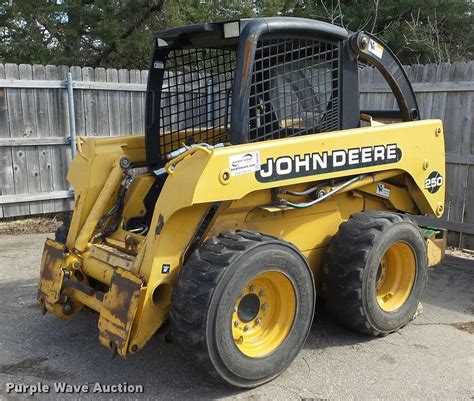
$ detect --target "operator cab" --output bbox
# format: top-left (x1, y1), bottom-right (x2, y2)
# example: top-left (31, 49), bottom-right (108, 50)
top-left (145, 18), bottom-right (419, 171)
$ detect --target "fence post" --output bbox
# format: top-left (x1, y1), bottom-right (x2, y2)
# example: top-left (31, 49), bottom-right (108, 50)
top-left (66, 72), bottom-right (77, 158)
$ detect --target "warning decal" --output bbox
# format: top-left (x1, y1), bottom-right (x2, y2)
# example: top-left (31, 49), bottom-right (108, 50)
top-left (376, 182), bottom-right (391, 198)
top-left (368, 39), bottom-right (384, 58)
top-left (229, 151), bottom-right (261, 176)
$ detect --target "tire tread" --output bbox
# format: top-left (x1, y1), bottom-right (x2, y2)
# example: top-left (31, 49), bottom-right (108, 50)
top-left (322, 211), bottom-right (417, 336)
top-left (170, 230), bottom-right (286, 384)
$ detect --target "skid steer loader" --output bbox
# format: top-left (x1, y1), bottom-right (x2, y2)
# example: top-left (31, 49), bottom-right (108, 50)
top-left (38, 17), bottom-right (446, 388)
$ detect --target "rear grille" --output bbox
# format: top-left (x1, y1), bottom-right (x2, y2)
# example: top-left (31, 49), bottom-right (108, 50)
top-left (159, 48), bottom-right (235, 156)
top-left (248, 36), bottom-right (340, 142)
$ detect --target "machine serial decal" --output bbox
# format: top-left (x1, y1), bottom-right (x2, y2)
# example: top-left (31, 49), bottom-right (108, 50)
top-left (424, 171), bottom-right (443, 193)
top-left (255, 144), bottom-right (401, 182)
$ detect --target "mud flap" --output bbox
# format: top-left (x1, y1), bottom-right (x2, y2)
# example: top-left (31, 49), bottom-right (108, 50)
top-left (98, 267), bottom-right (144, 357)
top-left (37, 239), bottom-right (66, 313)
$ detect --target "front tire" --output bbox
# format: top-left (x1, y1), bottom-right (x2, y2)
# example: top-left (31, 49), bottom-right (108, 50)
top-left (322, 211), bottom-right (427, 336)
top-left (170, 230), bottom-right (315, 388)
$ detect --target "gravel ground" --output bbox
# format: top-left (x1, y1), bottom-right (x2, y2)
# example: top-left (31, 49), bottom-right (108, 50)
top-left (0, 233), bottom-right (473, 400)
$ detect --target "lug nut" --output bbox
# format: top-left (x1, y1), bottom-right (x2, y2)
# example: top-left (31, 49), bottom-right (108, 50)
top-left (243, 325), bottom-right (250, 332)
top-left (249, 285), bottom-right (256, 292)
top-left (258, 290), bottom-right (264, 297)
top-left (261, 303), bottom-right (267, 311)
top-left (234, 320), bottom-right (240, 327)
top-left (237, 336), bottom-right (243, 344)
top-left (255, 318), bottom-right (262, 325)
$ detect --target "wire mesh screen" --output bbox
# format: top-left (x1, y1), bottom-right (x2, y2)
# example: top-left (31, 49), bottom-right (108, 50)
top-left (248, 36), bottom-right (340, 142)
top-left (160, 48), bottom-right (235, 156)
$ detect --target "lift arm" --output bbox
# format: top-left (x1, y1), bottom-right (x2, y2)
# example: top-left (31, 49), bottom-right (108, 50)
top-left (350, 31), bottom-right (420, 122)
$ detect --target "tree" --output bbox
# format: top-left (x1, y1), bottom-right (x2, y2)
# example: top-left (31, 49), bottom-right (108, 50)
top-left (0, 0), bottom-right (472, 68)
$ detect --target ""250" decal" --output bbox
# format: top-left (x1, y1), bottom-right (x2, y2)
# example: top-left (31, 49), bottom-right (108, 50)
top-left (424, 171), bottom-right (443, 193)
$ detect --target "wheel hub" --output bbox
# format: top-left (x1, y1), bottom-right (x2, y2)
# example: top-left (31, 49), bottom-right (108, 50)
top-left (237, 293), bottom-right (260, 322)
top-left (231, 271), bottom-right (296, 358)
top-left (376, 242), bottom-right (416, 312)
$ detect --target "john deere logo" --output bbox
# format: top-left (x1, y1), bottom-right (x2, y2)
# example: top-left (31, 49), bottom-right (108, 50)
top-left (255, 144), bottom-right (402, 182)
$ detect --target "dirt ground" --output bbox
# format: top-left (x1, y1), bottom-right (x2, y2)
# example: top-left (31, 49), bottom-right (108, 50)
top-left (0, 232), bottom-right (473, 400)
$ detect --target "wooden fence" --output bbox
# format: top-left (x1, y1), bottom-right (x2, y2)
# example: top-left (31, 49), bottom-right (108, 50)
top-left (0, 61), bottom-right (473, 249)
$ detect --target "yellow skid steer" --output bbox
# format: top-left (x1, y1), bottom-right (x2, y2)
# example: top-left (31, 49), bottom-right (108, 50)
top-left (38, 17), bottom-right (446, 388)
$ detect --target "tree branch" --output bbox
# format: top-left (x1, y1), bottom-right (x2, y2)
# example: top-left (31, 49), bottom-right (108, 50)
top-left (94, 0), bottom-right (165, 66)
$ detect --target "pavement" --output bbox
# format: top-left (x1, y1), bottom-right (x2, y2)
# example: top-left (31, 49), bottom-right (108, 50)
top-left (0, 233), bottom-right (473, 400)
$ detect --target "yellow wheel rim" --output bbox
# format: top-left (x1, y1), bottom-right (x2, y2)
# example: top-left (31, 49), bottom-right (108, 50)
top-left (231, 271), bottom-right (296, 358)
top-left (376, 242), bottom-right (416, 312)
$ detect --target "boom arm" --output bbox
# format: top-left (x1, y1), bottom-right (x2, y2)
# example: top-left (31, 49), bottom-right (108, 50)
top-left (350, 31), bottom-right (420, 121)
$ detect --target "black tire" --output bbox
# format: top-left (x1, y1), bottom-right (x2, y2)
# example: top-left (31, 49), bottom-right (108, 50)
top-left (321, 211), bottom-right (428, 336)
top-left (170, 230), bottom-right (315, 388)
top-left (54, 212), bottom-right (72, 244)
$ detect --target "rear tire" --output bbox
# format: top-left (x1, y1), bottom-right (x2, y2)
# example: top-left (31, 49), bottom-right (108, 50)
top-left (321, 211), bottom-right (427, 336)
top-left (170, 230), bottom-right (315, 388)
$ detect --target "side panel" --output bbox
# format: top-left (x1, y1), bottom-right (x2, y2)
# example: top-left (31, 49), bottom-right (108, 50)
top-left (191, 120), bottom-right (445, 216)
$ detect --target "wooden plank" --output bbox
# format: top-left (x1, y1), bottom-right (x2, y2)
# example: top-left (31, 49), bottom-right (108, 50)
top-left (1, 73), bottom-right (472, 93)
top-left (0, 79), bottom-right (64, 89)
top-left (462, 165), bottom-right (474, 249)
top-left (0, 137), bottom-right (69, 146)
top-left (0, 190), bottom-right (73, 204)
top-left (4, 63), bottom-right (28, 216)
top-left (445, 63), bottom-right (467, 155)
top-left (359, 81), bottom-right (474, 93)
top-left (95, 68), bottom-right (110, 136)
top-left (33, 64), bottom-right (55, 213)
top-left (459, 62), bottom-right (473, 156)
top-left (106, 69), bottom-right (120, 136)
top-left (118, 69), bottom-right (132, 136)
top-left (130, 69), bottom-right (143, 135)
top-left (420, 63), bottom-right (437, 120)
top-left (443, 62), bottom-right (468, 249)
top-left (0, 78), bottom-right (209, 93)
top-left (70, 66), bottom-right (85, 137)
top-left (0, 79), bottom-right (145, 91)
top-left (82, 67), bottom-right (98, 135)
top-left (431, 63), bottom-right (451, 121)
top-left (458, 62), bottom-right (474, 249)
top-left (445, 153), bottom-right (474, 165)
top-left (19, 64), bottom-right (42, 214)
top-left (358, 67), bottom-right (370, 110)
top-left (0, 64), bottom-right (14, 218)
top-left (45, 65), bottom-right (70, 213)
top-left (73, 81), bottom-right (145, 91)
top-left (140, 70), bottom-right (148, 135)
top-left (429, 64), bottom-right (452, 242)
top-left (444, 164), bottom-right (469, 245)
top-left (372, 67), bottom-right (385, 117)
